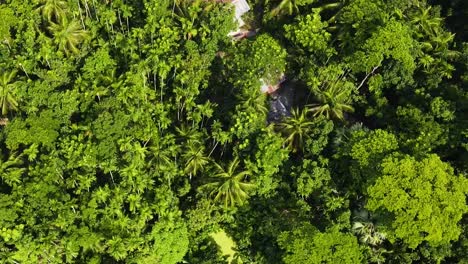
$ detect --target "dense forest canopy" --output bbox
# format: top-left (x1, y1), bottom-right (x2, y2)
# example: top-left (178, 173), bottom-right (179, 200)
top-left (0, 0), bottom-right (468, 263)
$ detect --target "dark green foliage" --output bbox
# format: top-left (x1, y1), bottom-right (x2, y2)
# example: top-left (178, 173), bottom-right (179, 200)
top-left (0, 0), bottom-right (468, 263)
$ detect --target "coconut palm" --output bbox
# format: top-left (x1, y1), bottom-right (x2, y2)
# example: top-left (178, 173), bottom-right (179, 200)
top-left (183, 143), bottom-right (210, 179)
top-left (48, 18), bottom-right (88, 56)
top-left (202, 157), bottom-right (255, 208)
top-left (36, 0), bottom-right (68, 23)
top-left (307, 82), bottom-right (354, 120)
top-left (269, 0), bottom-right (340, 18)
top-left (176, 124), bottom-right (204, 143)
top-left (278, 108), bottom-right (314, 152)
top-left (241, 94), bottom-right (268, 116)
top-left (149, 134), bottom-right (178, 172)
top-left (0, 152), bottom-right (24, 186)
top-left (269, 0), bottom-right (300, 17)
top-left (352, 221), bottom-right (386, 246)
top-left (0, 70), bottom-right (19, 116)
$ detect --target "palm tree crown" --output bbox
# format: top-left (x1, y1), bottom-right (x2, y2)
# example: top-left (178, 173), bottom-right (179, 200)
top-left (270, 0), bottom-right (300, 17)
top-left (352, 221), bottom-right (386, 246)
top-left (48, 18), bottom-right (88, 56)
top-left (278, 108), bottom-right (314, 152)
top-left (202, 157), bottom-right (255, 208)
top-left (36, 0), bottom-right (68, 23)
top-left (307, 82), bottom-right (354, 120)
top-left (0, 70), bottom-right (19, 116)
top-left (183, 143), bottom-right (210, 179)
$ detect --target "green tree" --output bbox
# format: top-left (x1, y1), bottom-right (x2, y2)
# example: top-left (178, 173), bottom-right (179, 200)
top-left (278, 108), bottom-right (314, 152)
top-left (308, 83), bottom-right (355, 120)
top-left (269, 0), bottom-right (302, 17)
top-left (0, 70), bottom-right (19, 116)
top-left (278, 222), bottom-right (364, 264)
top-left (349, 19), bottom-right (416, 74)
top-left (183, 143), bottom-right (210, 179)
top-left (201, 157), bottom-right (255, 208)
top-left (36, 0), bottom-right (68, 23)
top-left (352, 221), bottom-right (386, 246)
top-left (245, 128), bottom-right (289, 196)
top-left (284, 9), bottom-right (334, 59)
top-left (394, 105), bottom-right (448, 155)
top-left (224, 34), bottom-right (287, 94)
top-left (332, 128), bottom-right (399, 193)
top-left (48, 18), bottom-right (88, 56)
top-left (304, 64), bottom-right (355, 121)
top-left (367, 154), bottom-right (468, 249)
top-left (0, 6), bottom-right (15, 47)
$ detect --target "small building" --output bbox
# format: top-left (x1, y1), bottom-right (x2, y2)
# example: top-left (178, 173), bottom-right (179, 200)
top-left (226, 0), bottom-right (253, 39)
top-left (232, 0), bottom-right (250, 27)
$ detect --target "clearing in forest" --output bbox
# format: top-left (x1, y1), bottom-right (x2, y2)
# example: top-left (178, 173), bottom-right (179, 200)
top-left (210, 229), bottom-right (238, 263)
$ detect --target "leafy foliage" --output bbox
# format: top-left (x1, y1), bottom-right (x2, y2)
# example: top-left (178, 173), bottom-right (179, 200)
top-left (201, 157), bottom-right (255, 208)
top-left (0, 70), bottom-right (19, 116)
top-left (278, 223), bottom-right (364, 264)
top-left (367, 154), bottom-right (468, 248)
top-left (0, 0), bottom-right (468, 263)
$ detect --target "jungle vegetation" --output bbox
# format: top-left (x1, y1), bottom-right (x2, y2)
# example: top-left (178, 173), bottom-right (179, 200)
top-left (0, 0), bottom-right (468, 263)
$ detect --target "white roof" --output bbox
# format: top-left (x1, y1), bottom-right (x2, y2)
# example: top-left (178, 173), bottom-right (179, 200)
top-left (227, 0), bottom-right (251, 36)
top-left (232, 0), bottom-right (250, 20)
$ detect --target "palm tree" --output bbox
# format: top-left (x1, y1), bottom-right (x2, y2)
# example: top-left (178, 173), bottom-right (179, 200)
top-left (0, 152), bottom-right (24, 185)
top-left (176, 124), bottom-right (203, 143)
top-left (269, 0), bottom-right (300, 17)
top-left (150, 136), bottom-right (177, 163)
top-left (48, 18), bottom-right (88, 56)
top-left (241, 95), bottom-right (268, 116)
top-left (278, 108), bottom-right (314, 152)
top-left (202, 157), bottom-right (255, 208)
top-left (409, 5), bottom-right (443, 38)
top-left (269, 0), bottom-right (341, 18)
top-left (352, 221), bottom-right (386, 246)
top-left (36, 0), bottom-right (68, 23)
top-left (0, 70), bottom-right (19, 116)
top-left (307, 82), bottom-right (354, 120)
top-left (183, 143), bottom-right (210, 179)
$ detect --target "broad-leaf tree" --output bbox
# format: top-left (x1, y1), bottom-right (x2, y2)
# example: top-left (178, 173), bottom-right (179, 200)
top-left (278, 222), bottom-right (364, 264)
top-left (367, 154), bottom-right (468, 249)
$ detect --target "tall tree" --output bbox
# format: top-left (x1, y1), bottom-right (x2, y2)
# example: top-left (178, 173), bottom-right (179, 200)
top-left (183, 143), bottom-right (210, 179)
top-left (201, 157), bottom-right (255, 208)
top-left (48, 18), bottom-right (88, 56)
top-left (308, 83), bottom-right (355, 120)
top-left (36, 0), bottom-right (68, 23)
top-left (367, 154), bottom-right (468, 249)
top-left (0, 70), bottom-right (19, 116)
top-left (278, 223), bottom-right (364, 264)
top-left (278, 108), bottom-right (314, 152)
